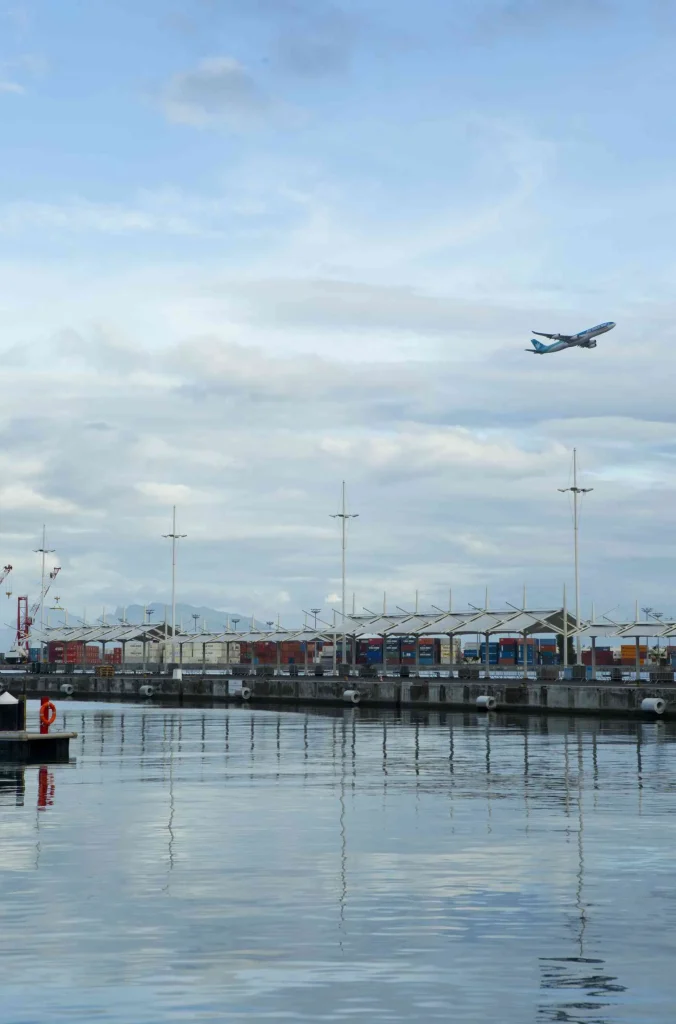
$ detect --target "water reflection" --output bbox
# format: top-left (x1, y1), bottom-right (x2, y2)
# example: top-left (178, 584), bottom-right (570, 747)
top-left (539, 957), bottom-right (627, 1023)
top-left (36, 766), bottom-right (55, 810)
top-left (1, 704), bottom-right (675, 1022)
top-left (0, 768), bottom-right (24, 807)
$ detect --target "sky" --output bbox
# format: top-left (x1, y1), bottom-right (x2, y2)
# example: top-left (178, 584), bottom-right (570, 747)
top-left (2, 0), bottom-right (676, 629)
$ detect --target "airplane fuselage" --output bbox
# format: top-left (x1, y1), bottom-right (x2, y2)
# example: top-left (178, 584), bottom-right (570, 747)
top-left (528, 321), bottom-right (615, 354)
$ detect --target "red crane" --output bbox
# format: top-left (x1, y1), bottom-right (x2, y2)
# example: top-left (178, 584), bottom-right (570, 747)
top-left (15, 567), bottom-right (61, 656)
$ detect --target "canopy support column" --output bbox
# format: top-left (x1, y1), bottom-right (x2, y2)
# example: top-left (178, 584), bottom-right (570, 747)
top-left (591, 635), bottom-right (596, 680)
top-left (563, 585), bottom-right (568, 669)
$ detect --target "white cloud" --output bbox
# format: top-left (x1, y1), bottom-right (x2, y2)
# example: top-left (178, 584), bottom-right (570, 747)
top-left (0, 484), bottom-right (80, 514)
top-left (135, 482), bottom-right (195, 505)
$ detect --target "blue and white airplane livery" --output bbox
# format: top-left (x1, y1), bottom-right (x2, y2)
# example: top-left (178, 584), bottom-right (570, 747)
top-left (526, 321), bottom-right (616, 355)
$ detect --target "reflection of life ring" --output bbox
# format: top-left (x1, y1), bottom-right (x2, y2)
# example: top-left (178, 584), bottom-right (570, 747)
top-left (40, 701), bottom-right (57, 727)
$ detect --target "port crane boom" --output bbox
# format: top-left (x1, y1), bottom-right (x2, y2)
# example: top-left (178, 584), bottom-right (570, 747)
top-left (14, 566), bottom-right (61, 657)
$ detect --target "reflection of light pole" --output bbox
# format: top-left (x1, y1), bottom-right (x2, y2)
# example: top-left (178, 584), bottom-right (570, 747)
top-left (331, 483), bottom-right (358, 664)
top-left (559, 449), bottom-right (592, 664)
top-left (162, 506), bottom-right (187, 664)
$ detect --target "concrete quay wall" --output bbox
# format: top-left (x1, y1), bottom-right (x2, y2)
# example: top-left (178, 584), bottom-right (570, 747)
top-left (9, 673), bottom-right (676, 718)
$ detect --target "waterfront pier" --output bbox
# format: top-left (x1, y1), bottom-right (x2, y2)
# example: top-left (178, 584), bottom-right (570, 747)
top-left (4, 670), bottom-right (676, 720)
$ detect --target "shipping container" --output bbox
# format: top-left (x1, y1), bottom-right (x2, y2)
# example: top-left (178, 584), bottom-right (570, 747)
top-left (478, 642), bottom-right (499, 665)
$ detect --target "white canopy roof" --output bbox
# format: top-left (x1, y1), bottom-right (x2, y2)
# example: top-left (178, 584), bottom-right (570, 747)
top-left (30, 609), bottom-right (676, 646)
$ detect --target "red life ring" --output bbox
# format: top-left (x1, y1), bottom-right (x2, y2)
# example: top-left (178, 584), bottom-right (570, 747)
top-left (40, 701), bottom-right (57, 727)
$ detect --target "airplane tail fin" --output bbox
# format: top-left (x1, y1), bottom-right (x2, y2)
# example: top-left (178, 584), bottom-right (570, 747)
top-left (530, 338), bottom-right (546, 353)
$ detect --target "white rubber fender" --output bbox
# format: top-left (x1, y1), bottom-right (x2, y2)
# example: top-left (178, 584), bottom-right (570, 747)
top-left (139, 684), bottom-right (155, 698)
top-left (230, 682), bottom-right (252, 700)
top-left (60, 683), bottom-right (74, 696)
top-left (641, 697), bottom-right (666, 715)
top-left (343, 689), bottom-right (361, 704)
top-left (476, 695), bottom-right (497, 710)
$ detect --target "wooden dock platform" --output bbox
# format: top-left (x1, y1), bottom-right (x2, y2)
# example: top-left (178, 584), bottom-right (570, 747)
top-left (0, 731), bottom-right (77, 762)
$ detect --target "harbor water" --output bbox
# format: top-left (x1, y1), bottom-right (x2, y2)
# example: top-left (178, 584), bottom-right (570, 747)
top-left (1, 702), bottom-right (675, 1022)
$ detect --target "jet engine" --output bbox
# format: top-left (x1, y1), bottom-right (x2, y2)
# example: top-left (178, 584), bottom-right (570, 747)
top-left (583, 340), bottom-right (597, 349)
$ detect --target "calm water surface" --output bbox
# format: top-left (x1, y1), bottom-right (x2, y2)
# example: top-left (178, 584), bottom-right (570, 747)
top-left (1, 701), bottom-right (676, 1022)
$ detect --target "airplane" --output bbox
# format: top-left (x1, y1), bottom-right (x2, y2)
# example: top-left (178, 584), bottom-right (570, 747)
top-left (526, 321), bottom-right (616, 354)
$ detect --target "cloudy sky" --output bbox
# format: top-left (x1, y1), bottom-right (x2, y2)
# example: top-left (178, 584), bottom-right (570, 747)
top-left (1, 0), bottom-right (676, 627)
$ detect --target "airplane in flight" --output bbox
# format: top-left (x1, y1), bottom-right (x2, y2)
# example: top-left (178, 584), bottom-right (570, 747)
top-left (526, 321), bottom-right (616, 354)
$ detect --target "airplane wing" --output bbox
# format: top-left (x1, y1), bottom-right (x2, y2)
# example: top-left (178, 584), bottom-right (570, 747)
top-left (532, 331), bottom-right (567, 340)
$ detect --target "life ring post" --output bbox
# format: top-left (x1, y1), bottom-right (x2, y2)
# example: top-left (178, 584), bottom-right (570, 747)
top-left (39, 698), bottom-right (57, 734)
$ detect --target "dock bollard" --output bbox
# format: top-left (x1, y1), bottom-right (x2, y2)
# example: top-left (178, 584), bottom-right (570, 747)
top-left (342, 689), bottom-right (361, 705)
top-left (641, 697), bottom-right (666, 715)
top-left (476, 695), bottom-right (497, 710)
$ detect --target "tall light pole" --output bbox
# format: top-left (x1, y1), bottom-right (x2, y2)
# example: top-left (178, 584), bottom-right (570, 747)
top-left (310, 607), bottom-right (321, 631)
top-left (35, 524), bottom-right (54, 663)
top-left (331, 482), bottom-right (358, 665)
top-left (162, 506), bottom-right (186, 664)
top-left (559, 449), bottom-right (592, 664)
top-left (653, 611), bottom-right (665, 661)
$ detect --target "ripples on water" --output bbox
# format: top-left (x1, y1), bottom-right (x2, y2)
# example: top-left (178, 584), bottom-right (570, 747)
top-left (1, 702), bottom-right (675, 1022)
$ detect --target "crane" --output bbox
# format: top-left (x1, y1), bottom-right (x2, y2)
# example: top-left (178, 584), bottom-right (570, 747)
top-left (29, 565), bottom-right (61, 621)
top-left (8, 567), bottom-right (61, 662)
top-left (0, 564), bottom-right (12, 588)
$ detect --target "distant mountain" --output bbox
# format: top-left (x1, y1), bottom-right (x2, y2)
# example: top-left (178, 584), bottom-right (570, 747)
top-left (113, 604), bottom-right (255, 633)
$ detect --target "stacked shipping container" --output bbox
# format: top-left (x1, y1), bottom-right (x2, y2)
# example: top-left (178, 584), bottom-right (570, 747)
top-left (47, 641), bottom-right (122, 665)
